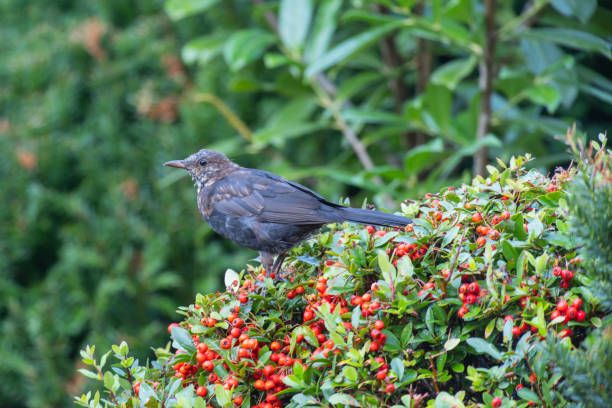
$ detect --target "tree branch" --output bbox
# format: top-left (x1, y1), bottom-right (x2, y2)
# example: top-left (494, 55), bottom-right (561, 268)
top-left (473, 0), bottom-right (496, 176)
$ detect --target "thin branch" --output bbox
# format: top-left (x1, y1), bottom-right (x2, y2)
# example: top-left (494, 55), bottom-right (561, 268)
top-left (499, 0), bottom-right (550, 38)
top-left (473, 0), bottom-right (496, 176)
top-left (192, 93), bottom-right (253, 141)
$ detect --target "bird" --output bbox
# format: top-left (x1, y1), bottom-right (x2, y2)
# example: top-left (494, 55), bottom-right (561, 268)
top-left (164, 149), bottom-right (412, 276)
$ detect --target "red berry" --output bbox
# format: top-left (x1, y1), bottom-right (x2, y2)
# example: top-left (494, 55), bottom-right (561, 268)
top-left (491, 215), bottom-right (502, 225)
top-left (376, 369), bottom-right (387, 380)
top-left (196, 385), bottom-right (208, 397)
top-left (385, 383), bottom-right (395, 394)
top-left (552, 266), bottom-right (562, 277)
top-left (238, 294), bottom-right (248, 303)
top-left (263, 365), bottom-right (275, 378)
top-left (492, 396), bottom-right (502, 407)
top-left (458, 305), bottom-right (469, 318)
top-left (468, 282), bottom-right (480, 294)
top-left (501, 210), bottom-right (510, 220)
top-left (465, 294), bottom-right (476, 304)
top-left (572, 298), bottom-right (582, 309)
top-left (576, 310), bottom-right (586, 322)
top-left (472, 213), bottom-right (483, 223)
top-left (550, 310), bottom-right (561, 321)
top-left (512, 327), bottom-right (522, 337)
top-left (254, 379), bottom-right (265, 391)
top-left (295, 286), bottom-right (304, 294)
top-left (476, 237), bottom-right (486, 247)
top-left (561, 269), bottom-right (573, 281)
top-left (504, 315), bottom-right (513, 323)
top-left (202, 360), bottom-right (214, 372)
top-left (374, 320), bottom-right (385, 330)
top-left (167, 322), bottom-right (179, 334)
top-left (567, 307), bottom-right (578, 320)
top-left (516, 383), bottom-right (523, 390)
top-left (556, 300), bottom-right (568, 313)
top-left (233, 396), bottom-right (243, 406)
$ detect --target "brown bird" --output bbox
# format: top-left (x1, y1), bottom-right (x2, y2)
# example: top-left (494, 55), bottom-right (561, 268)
top-left (164, 150), bottom-right (412, 275)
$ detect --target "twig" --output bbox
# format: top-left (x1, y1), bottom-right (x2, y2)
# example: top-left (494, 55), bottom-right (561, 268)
top-left (523, 355), bottom-right (548, 408)
top-left (428, 355), bottom-right (440, 394)
top-left (445, 227), bottom-right (469, 285)
top-left (473, 0), bottom-right (496, 176)
top-left (499, 0), bottom-right (550, 38)
top-left (192, 93), bottom-right (253, 141)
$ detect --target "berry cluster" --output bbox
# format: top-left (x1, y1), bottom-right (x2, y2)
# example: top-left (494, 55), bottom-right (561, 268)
top-left (551, 297), bottom-right (586, 338)
top-left (457, 281), bottom-right (483, 318)
top-left (552, 265), bottom-right (575, 288)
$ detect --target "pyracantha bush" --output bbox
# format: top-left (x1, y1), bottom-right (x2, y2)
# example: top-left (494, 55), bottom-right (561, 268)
top-left (76, 154), bottom-right (606, 408)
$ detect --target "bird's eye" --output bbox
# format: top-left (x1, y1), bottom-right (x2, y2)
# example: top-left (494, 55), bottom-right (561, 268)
top-left (199, 159), bottom-right (208, 166)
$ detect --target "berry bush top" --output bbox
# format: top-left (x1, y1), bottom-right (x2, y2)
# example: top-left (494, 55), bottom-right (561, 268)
top-left (76, 155), bottom-right (605, 408)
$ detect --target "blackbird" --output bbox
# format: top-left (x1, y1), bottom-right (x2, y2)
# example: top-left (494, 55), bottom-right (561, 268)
top-left (164, 149), bottom-right (412, 275)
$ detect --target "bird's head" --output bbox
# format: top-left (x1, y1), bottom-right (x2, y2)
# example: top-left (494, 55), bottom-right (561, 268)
top-left (164, 149), bottom-right (239, 188)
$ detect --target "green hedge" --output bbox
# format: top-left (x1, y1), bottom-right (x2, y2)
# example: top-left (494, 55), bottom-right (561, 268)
top-left (75, 142), bottom-right (611, 408)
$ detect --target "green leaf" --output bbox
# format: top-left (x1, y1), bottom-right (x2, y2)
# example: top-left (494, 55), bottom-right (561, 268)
top-left (434, 391), bottom-right (465, 408)
top-left (304, 0), bottom-right (342, 62)
top-left (551, 0), bottom-right (597, 22)
top-left (171, 326), bottom-right (196, 353)
top-left (305, 20), bottom-right (404, 77)
top-left (214, 384), bottom-right (230, 407)
top-left (164, 0), bottom-right (220, 21)
top-left (524, 28), bottom-right (611, 58)
top-left (396, 255), bottom-right (414, 279)
top-left (466, 338), bottom-right (502, 360)
top-left (484, 318), bottom-right (496, 339)
top-left (342, 366), bottom-right (358, 383)
top-left (328, 393), bottom-right (359, 406)
top-left (518, 387), bottom-right (541, 403)
top-left (503, 317), bottom-right (513, 343)
top-left (279, 0), bottom-right (313, 51)
top-left (182, 33), bottom-right (226, 65)
top-left (444, 337), bottom-right (460, 351)
top-left (514, 214), bottom-right (527, 241)
top-left (526, 85), bottom-right (561, 113)
top-left (391, 357), bottom-right (404, 380)
top-left (404, 138), bottom-right (445, 174)
top-left (78, 369), bottom-right (100, 380)
top-left (430, 57), bottom-right (477, 90)
top-left (442, 226), bottom-right (459, 248)
top-left (377, 250), bottom-right (397, 285)
top-left (223, 29), bottom-right (275, 72)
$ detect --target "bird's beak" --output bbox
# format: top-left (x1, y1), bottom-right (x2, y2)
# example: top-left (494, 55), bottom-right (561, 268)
top-left (164, 160), bottom-right (186, 169)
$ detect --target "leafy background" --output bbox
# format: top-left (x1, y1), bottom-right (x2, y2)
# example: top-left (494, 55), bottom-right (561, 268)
top-left (0, 0), bottom-right (610, 406)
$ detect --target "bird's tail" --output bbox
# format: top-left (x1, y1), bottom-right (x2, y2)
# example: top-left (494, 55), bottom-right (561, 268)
top-left (335, 207), bottom-right (412, 229)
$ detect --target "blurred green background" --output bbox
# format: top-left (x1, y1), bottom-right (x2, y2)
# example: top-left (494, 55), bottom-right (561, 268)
top-left (0, 0), bottom-right (610, 406)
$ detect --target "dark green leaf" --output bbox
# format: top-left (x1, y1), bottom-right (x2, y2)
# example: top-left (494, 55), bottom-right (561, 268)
top-left (524, 28), bottom-right (611, 58)
top-left (466, 337), bottom-right (502, 360)
top-left (305, 20), bottom-right (404, 77)
top-left (165, 0), bottom-right (220, 21)
top-left (223, 29), bottom-right (275, 72)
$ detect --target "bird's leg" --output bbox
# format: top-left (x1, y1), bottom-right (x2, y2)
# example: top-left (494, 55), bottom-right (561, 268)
top-left (271, 252), bottom-right (288, 276)
top-left (259, 251), bottom-right (275, 279)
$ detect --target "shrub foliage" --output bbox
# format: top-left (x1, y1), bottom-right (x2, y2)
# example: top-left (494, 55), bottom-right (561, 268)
top-left (76, 147), bottom-right (609, 408)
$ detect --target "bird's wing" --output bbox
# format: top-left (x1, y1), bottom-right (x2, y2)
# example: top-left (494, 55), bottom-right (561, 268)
top-left (208, 170), bottom-right (337, 225)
